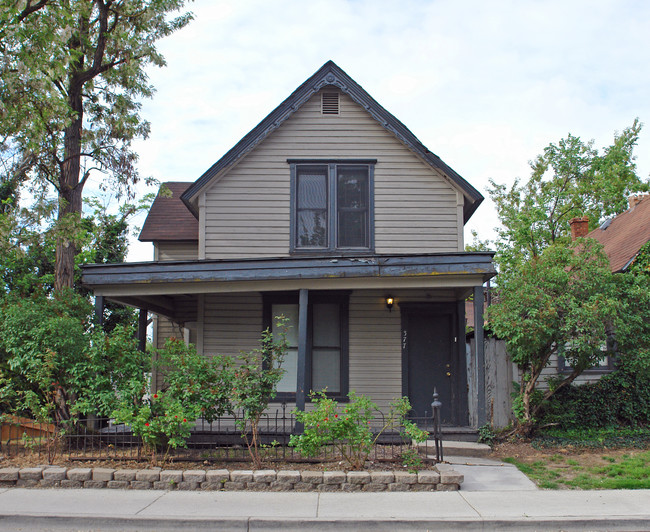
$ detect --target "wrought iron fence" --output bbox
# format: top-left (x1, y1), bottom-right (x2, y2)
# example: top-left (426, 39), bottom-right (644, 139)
top-left (1, 402), bottom-right (443, 464)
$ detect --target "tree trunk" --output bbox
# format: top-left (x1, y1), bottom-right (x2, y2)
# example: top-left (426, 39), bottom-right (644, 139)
top-left (54, 77), bottom-right (84, 292)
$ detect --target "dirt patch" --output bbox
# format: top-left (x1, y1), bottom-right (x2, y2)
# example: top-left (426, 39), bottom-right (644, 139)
top-left (0, 449), bottom-right (433, 473)
top-left (492, 441), bottom-right (645, 465)
top-left (490, 441), bottom-right (650, 489)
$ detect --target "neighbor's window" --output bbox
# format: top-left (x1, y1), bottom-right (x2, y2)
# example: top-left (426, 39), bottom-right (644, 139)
top-left (290, 161), bottom-right (374, 252)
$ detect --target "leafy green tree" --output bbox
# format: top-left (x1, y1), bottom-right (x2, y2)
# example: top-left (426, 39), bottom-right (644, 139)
top-left (0, 0), bottom-right (192, 291)
top-left (488, 239), bottom-right (621, 430)
top-left (0, 190), bottom-right (150, 330)
top-left (488, 120), bottom-right (649, 273)
top-left (484, 123), bottom-right (650, 432)
top-left (0, 290), bottom-right (96, 422)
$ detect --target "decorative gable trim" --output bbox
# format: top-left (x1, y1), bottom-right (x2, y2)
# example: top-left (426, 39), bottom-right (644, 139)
top-left (181, 61), bottom-right (483, 222)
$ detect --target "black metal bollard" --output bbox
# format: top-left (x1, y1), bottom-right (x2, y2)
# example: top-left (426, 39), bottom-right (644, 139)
top-left (431, 388), bottom-right (443, 462)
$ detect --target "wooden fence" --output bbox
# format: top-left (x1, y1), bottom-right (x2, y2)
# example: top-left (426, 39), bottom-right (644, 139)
top-left (467, 337), bottom-right (514, 429)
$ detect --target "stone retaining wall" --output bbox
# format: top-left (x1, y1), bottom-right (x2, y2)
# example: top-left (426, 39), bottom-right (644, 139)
top-left (0, 466), bottom-right (463, 492)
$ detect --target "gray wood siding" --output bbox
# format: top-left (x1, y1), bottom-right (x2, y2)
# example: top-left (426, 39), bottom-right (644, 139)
top-left (202, 90), bottom-right (462, 259)
top-left (155, 242), bottom-right (198, 262)
top-left (348, 290), bottom-right (402, 412)
top-left (202, 293), bottom-right (263, 358)
top-left (531, 352), bottom-right (611, 390)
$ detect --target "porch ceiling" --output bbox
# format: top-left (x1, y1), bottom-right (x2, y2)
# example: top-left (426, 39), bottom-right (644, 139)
top-left (82, 253), bottom-right (496, 310)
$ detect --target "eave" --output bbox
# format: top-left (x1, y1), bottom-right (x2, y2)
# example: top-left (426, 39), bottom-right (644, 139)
top-left (82, 252), bottom-right (495, 299)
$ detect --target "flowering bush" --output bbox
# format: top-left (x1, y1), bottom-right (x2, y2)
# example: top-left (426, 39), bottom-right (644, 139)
top-left (112, 391), bottom-right (194, 453)
top-left (112, 337), bottom-right (234, 463)
top-left (290, 392), bottom-right (428, 470)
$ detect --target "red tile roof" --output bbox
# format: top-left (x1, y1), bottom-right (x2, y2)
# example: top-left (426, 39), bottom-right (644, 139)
top-left (138, 182), bottom-right (198, 242)
top-left (587, 195), bottom-right (650, 272)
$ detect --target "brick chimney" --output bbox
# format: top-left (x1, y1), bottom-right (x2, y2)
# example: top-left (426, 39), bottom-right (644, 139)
top-left (569, 217), bottom-right (589, 240)
top-left (629, 194), bottom-right (648, 209)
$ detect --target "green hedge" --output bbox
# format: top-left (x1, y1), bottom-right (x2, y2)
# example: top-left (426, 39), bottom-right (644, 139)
top-left (540, 369), bottom-right (650, 430)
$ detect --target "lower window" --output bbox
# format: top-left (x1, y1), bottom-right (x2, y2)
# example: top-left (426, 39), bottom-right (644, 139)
top-left (264, 292), bottom-right (349, 400)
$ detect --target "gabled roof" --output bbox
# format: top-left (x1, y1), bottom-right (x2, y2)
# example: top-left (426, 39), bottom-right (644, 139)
top-left (587, 195), bottom-right (650, 272)
top-left (181, 60), bottom-right (483, 222)
top-left (139, 182), bottom-right (198, 242)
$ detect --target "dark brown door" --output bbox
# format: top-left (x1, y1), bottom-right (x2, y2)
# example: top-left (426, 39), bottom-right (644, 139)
top-left (402, 306), bottom-right (456, 424)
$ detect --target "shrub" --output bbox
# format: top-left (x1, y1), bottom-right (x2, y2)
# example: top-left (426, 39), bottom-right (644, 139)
top-left (231, 319), bottom-right (288, 469)
top-left (290, 392), bottom-right (428, 470)
top-left (539, 368), bottom-right (650, 430)
top-left (111, 337), bottom-right (235, 464)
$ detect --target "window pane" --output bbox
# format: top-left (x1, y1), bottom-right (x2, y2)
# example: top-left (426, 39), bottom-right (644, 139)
top-left (272, 304), bottom-right (299, 393)
top-left (272, 304), bottom-right (299, 347)
top-left (298, 169), bottom-right (327, 209)
top-left (277, 347), bottom-right (298, 392)
top-left (313, 304), bottom-right (340, 347)
top-left (312, 348), bottom-right (340, 393)
top-left (338, 168), bottom-right (368, 209)
top-left (297, 210), bottom-right (327, 247)
top-left (338, 211), bottom-right (367, 248)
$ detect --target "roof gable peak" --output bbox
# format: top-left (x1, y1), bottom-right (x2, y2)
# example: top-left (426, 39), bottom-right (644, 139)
top-left (181, 61), bottom-right (483, 222)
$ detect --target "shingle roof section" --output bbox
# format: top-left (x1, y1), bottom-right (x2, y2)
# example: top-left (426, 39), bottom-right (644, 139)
top-left (587, 195), bottom-right (650, 272)
top-left (138, 182), bottom-right (198, 242)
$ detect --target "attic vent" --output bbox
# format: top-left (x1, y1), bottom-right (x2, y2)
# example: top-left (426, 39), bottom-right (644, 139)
top-left (321, 92), bottom-right (339, 115)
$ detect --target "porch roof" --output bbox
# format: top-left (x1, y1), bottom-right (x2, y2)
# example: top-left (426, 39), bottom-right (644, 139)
top-left (82, 253), bottom-right (496, 317)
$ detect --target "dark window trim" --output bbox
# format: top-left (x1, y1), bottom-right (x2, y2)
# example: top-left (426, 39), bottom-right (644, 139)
top-left (263, 291), bottom-right (350, 402)
top-left (289, 161), bottom-right (375, 254)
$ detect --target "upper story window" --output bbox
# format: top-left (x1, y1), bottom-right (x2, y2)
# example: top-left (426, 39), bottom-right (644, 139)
top-left (289, 160), bottom-right (375, 253)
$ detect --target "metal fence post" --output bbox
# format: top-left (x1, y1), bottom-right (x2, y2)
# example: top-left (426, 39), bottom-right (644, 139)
top-left (431, 388), bottom-right (443, 462)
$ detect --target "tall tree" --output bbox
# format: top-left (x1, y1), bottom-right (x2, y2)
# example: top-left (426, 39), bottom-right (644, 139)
top-left (488, 120), bottom-right (649, 273)
top-left (0, 0), bottom-right (192, 291)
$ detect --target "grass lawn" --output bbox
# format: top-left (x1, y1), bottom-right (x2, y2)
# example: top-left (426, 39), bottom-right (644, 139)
top-left (492, 434), bottom-right (650, 490)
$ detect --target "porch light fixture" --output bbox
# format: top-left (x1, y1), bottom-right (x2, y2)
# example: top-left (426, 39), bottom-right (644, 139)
top-left (385, 296), bottom-right (394, 312)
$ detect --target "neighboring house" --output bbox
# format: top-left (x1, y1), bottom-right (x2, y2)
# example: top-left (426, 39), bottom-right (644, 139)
top-left (545, 196), bottom-right (650, 383)
top-left (582, 194), bottom-right (650, 273)
top-left (82, 61), bottom-right (496, 429)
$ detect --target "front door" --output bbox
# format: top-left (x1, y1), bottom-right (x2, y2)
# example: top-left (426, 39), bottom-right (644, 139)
top-left (401, 305), bottom-right (458, 425)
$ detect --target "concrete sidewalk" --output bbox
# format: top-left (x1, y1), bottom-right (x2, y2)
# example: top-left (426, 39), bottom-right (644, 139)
top-left (0, 487), bottom-right (649, 531)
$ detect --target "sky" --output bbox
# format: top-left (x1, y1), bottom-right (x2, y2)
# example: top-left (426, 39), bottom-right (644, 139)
top-left (126, 0), bottom-right (650, 261)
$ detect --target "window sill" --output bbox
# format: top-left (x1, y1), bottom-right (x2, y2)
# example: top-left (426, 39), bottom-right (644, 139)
top-left (272, 394), bottom-right (350, 404)
top-left (289, 249), bottom-right (375, 257)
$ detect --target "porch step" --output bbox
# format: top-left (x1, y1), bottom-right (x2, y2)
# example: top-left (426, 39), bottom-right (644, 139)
top-left (440, 440), bottom-right (492, 458)
top-left (440, 426), bottom-right (479, 442)
top-left (417, 440), bottom-right (492, 458)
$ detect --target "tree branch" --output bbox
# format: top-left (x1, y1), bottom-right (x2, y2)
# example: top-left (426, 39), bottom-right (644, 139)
top-left (17, 0), bottom-right (49, 22)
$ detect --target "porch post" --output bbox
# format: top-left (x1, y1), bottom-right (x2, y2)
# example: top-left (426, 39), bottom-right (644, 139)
top-left (474, 285), bottom-right (487, 426)
top-left (94, 295), bottom-right (105, 327)
top-left (295, 288), bottom-right (309, 432)
top-left (138, 308), bottom-right (148, 352)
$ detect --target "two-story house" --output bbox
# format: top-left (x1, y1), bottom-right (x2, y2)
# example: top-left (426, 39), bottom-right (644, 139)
top-left (82, 61), bottom-right (496, 430)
